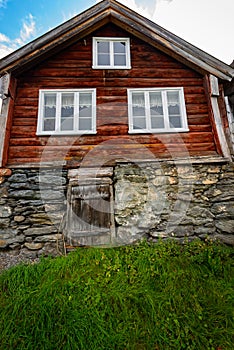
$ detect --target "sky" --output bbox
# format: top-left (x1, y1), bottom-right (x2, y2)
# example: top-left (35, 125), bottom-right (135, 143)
top-left (0, 0), bottom-right (233, 64)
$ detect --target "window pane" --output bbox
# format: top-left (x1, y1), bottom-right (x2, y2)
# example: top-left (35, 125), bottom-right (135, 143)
top-left (61, 118), bottom-right (74, 131)
top-left (80, 93), bottom-right (92, 106)
top-left (98, 54), bottom-right (110, 66)
top-left (79, 93), bottom-right (92, 118)
top-left (44, 119), bottom-right (55, 131)
top-left (169, 116), bottom-right (182, 128)
top-left (114, 54), bottom-right (126, 66)
top-left (97, 41), bottom-right (110, 54)
top-left (151, 116), bottom-right (165, 129)
top-left (133, 106), bottom-right (145, 116)
top-left (167, 91), bottom-right (180, 104)
top-left (79, 118), bottom-right (92, 130)
top-left (132, 117), bottom-right (146, 130)
top-left (44, 93), bottom-right (56, 118)
top-left (149, 92), bottom-right (163, 116)
top-left (132, 93), bottom-right (145, 117)
top-left (80, 106), bottom-right (92, 118)
top-left (114, 42), bottom-right (126, 53)
top-left (132, 92), bottom-right (145, 106)
top-left (168, 105), bottom-right (180, 115)
top-left (61, 93), bottom-right (74, 118)
top-left (167, 91), bottom-right (181, 116)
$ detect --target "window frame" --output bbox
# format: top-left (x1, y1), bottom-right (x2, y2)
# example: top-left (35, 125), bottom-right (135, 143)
top-left (127, 87), bottom-right (189, 134)
top-left (37, 89), bottom-right (96, 136)
top-left (92, 37), bottom-right (131, 69)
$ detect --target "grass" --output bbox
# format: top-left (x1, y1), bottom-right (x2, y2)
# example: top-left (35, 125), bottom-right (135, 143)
top-left (0, 239), bottom-right (233, 350)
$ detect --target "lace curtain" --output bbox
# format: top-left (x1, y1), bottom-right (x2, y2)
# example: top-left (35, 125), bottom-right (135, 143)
top-left (44, 94), bottom-right (56, 107)
top-left (167, 91), bottom-right (180, 106)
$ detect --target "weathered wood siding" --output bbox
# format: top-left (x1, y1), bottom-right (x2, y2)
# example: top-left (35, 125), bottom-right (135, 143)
top-left (8, 24), bottom-right (218, 166)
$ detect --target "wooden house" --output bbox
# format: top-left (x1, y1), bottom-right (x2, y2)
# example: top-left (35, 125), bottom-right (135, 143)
top-left (0, 0), bottom-right (233, 250)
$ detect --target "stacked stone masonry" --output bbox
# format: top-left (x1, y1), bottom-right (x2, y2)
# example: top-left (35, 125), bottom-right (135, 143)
top-left (0, 160), bottom-right (233, 258)
top-left (0, 168), bottom-right (67, 257)
top-left (114, 161), bottom-right (234, 245)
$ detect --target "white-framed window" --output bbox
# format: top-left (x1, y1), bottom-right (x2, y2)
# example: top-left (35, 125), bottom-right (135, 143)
top-left (37, 89), bottom-right (96, 135)
top-left (92, 37), bottom-right (131, 69)
top-left (128, 87), bottom-right (189, 133)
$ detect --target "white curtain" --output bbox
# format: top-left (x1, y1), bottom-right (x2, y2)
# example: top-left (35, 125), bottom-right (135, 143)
top-left (79, 93), bottom-right (92, 108)
top-left (167, 91), bottom-right (179, 106)
top-left (62, 93), bottom-right (74, 108)
top-left (132, 93), bottom-right (145, 107)
top-left (149, 92), bottom-right (162, 107)
top-left (44, 94), bottom-right (56, 107)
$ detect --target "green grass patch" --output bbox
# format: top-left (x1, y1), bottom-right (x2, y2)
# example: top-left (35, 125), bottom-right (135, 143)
top-left (0, 240), bottom-right (233, 350)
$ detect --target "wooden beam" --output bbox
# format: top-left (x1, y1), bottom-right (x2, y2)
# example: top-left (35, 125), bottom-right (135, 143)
top-left (207, 75), bottom-right (232, 159)
top-left (0, 74), bottom-right (17, 167)
top-left (0, 74), bottom-right (10, 167)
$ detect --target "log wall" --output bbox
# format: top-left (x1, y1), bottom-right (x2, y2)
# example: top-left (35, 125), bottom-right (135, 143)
top-left (8, 23), bottom-right (218, 166)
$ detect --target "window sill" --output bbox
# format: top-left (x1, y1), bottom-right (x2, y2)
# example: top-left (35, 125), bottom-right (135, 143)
top-left (92, 65), bottom-right (131, 70)
top-left (128, 128), bottom-right (190, 134)
top-left (36, 131), bottom-right (97, 136)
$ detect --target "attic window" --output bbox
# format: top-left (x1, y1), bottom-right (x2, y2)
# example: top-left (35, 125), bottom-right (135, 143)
top-left (128, 88), bottom-right (189, 133)
top-left (92, 37), bottom-right (131, 69)
top-left (37, 89), bottom-right (96, 135)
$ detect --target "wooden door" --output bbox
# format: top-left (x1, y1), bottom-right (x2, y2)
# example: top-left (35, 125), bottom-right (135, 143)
top-left (66, 181), bottom-right (115, 246)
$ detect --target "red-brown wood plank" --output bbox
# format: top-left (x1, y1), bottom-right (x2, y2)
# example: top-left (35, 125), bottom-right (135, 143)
top-left (7, 23), bottom-right (218, 165)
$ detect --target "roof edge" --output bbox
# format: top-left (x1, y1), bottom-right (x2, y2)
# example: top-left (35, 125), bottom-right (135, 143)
top-left (0, 0), bottom-right (233, 81)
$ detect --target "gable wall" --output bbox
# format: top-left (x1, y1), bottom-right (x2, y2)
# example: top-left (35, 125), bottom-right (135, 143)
top-left (8, 23), bottom-right (217, 166)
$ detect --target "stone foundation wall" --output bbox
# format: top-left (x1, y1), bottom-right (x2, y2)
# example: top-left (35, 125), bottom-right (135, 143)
top-left (0, 159), bottom-right (233, 257)
top-left (114, 161), bottom-right (234, 245)
top-left (0, 168), bottom-right (67, 257)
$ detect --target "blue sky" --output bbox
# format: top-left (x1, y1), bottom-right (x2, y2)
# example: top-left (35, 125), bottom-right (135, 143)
top-left (0, 0), bottom-right (233, 64)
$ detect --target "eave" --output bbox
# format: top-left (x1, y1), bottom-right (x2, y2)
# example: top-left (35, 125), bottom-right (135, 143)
top-left (0, 0), bottom-right (233, 81)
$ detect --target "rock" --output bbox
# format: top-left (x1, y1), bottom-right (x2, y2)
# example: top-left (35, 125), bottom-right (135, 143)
top-left (0, 185), bottom-right (8, 199)
top-left (211, 202), bottom-right (234, 217)
top-left (34, 234), bottom-right (62, 243)
top-left (39, 242), bottom-right (62, 257)
top-left (213, 234), bottom-right (234, 246)
top-left (24, 226), bottom-right (59, 236)
top-left (168, 225), bottom-right (194, 237)
top-left (207, 167), bottom-right (221, 173)
top-left (14, 216), bottom-right (25, 223)
top-left (0, 206), bottom-right (12, 218)
top-left (25, 242), bottom-right (43, 250)
top-left (39, 190), bottom-right (65, 200)
top-left (0, 240), bottom-right (8, 248)
top-left (35, 175), bottom-right (67, 185)
top-left (169, 177), bottom-right (178, 185)
top-left (215, 220), bottom-right (234, 234)
top-left (202, 179), bottom-right (218, 185)
top-left (9, 243), bottom-right (21, 249)
top-left (9, 190), bottom-right (40, 200)
top-left (204, 188), bottom-right (222, 198)
top-left (0, 219), bottom-right (10, 229)
top-left (9, 182), bottom-right (31, 190)
top-left (210, 192), bottom-right (234, 202)
top-left (150, 231), bottom-right (168, 238)
top-left (8, 173), bottom-right (27, 183)
top-left (0, 168), bottom-right (12, 176)
top-left (195, 226), bottom-right (216, 235)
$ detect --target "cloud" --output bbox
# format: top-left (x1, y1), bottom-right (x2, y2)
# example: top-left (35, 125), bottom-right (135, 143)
top-left (0, 33), bottom-right (9, 42)
top-left (0, 13), bottom-right (36, 58)
top-left (15, 14), bottom-right (36, 45)
top-left (95, 0), bottom-right (174, 21)
top-left (0, 0), bottom-right (8, 8)
top-left (95, 0), bottom-right (156, 19)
